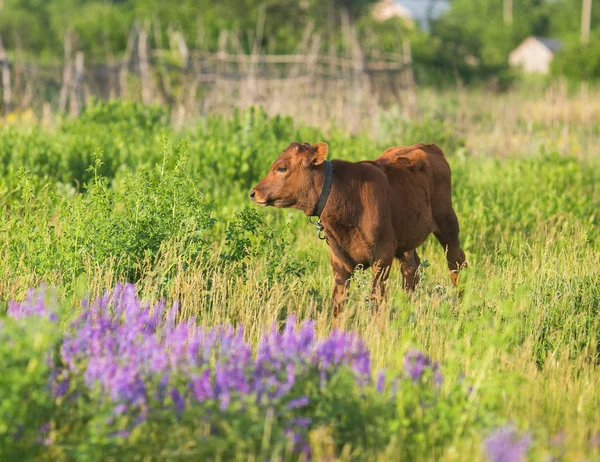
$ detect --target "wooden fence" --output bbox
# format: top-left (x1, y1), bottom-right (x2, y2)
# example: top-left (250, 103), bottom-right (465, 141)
top-left (0, 22), bottom-right (416, 128)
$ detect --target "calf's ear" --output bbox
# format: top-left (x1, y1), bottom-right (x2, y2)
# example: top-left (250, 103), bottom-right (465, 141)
top-left (309, 142), bottom-right (328, 166)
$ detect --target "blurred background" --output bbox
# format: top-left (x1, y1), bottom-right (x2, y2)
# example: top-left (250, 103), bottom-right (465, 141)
top-left (0, 0), bottom-right (597, 133)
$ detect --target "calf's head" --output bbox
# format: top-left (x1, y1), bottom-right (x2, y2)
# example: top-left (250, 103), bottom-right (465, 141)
top-left (250, 142), bottom-right (328, 210)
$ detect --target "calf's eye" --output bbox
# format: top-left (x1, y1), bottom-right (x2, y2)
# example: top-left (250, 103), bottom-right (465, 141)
top-left (277, 167), bottom-right (287, 173)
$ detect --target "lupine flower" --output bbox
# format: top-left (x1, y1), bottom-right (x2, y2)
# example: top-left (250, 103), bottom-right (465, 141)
top-left (404, 350), bottom-right (443, 384)
top-left (52, 378), bottom-right (70, 398)
top-left (7, 284), bottom-right (56, 321)
top-left (390, 377), bottom-right (400, 399)
top-left (484, 425), bottom-right (532, 462)
top-left (404, 350), bottom-right (430, 381)
top-left (52, 284), bottom-right (376, 416)
top-left (37, 423), bottom-right (52, 447)
top-left (113, 404), bottom-right (127, 415)
top-left (289, 417), bottom-right (311, 428)
top-left (286, 396), bottom-right (309, 410)
top-left (171, 389), bottom-right (185, 415)
top-left (376, 370), bottom-right (386, 393)
top-left (190, 370), bottom-right (214, 401)
top-left (7, 282), bottom-right (451, 456)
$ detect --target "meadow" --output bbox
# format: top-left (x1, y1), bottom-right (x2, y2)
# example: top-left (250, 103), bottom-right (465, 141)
top-left (1, 88), bottom-right (599, 461)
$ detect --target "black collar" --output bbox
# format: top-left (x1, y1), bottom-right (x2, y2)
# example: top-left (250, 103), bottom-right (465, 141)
top-left (310, 160), bottom-right (333, 217)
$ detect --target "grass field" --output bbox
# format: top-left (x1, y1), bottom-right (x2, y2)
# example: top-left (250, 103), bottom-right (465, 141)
top-left (1, 91), bottom-right (599, 460)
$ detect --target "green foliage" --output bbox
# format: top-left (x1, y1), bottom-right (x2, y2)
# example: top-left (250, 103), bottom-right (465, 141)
top-left (551, 34), bottom-right (600, 81)
top-left (66, 144), bottom-right (215, 280)
top-left (375, 113), bottom-right (466, 154)
top-left (222, 207), bottom-right (312, 285)
top-left (74, 98), bottom-right (169, 129)
top-left (2, 141), bottom-right (215, 283)
top-left (451, 152), bottom-right (600, 255)
top-left (188, 108), bottom-right (320, 192)
top-left (0, 100), bottom-right (170, 190)
top-left (0, 0), bottom-right (379, 58)
top-left (0, 310), bottom-right (60, 459)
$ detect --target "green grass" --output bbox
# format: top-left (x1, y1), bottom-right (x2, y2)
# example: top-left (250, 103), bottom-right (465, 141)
top-left (1, 100), bottom-right (599, 460)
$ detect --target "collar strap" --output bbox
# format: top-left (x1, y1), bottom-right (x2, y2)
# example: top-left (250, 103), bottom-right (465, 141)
top-left (311, 160), bottom-right (333, 217)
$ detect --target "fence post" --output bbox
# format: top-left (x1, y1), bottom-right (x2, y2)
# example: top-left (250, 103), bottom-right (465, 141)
top-left (154, 18), bottom-right (174, 104)
top-left (402, 40), bottom-right (417, 116)
top-left (0, 35), bottom-right (11, 113)
top-left (170, 28), bottom-right (189, 71)
top-left (246, 4), bottom-right (266, 104)
top-left (104, 33), bottom-right (117, 99)
top-left (138, 24), bottom-right (152, 104)
top-left (340, 8), bottom-right (368, 131)
top-left (120, 25), bottom-right (137, 99)
top-left (70, 51), bottom-right (84, 116)
top-left (59, 32), bottom-right (74, 113)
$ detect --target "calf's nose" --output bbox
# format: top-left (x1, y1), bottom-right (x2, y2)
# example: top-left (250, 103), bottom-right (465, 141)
top-left (249, 190), bottom-right (256, 200)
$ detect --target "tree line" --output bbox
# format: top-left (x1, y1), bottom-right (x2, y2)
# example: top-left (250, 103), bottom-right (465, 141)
top-left (0, 0), bottom-right (597, 84)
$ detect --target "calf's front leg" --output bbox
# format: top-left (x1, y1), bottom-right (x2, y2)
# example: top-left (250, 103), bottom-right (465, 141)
top-left (330, 256), bottom-right (353, 326)
top-left (370, 261), bottom-right (391, 308)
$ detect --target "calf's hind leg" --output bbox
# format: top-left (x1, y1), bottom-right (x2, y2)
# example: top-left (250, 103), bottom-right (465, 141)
top-left (433, 209), bottom-right (467, 286)
top-left (398, 250), bottom-right (421, 291)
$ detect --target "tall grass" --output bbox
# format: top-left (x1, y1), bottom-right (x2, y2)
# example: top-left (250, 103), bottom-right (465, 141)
top-left (1, 99), bottom-right (599, 460)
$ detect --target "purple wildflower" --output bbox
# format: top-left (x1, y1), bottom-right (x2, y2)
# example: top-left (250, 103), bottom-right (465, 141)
top-left (37, 423), bottom-right (52, 447)
top-left (286, 430), bottom-right (305, 445)
top-left (376, 370), bottom-right (386, 393)
top-left (433, 366), bottom-right (444, 385)
top-left (289, 417), bottom-right (312, 428)
top-left (390, 377), bottom-right (400, 399)
top-left (7, 284), bottom-right (56, 321)
top-left (404, 350), bottom-right (443, 384)
top-left (484, 425), bottom-right (532, 462)
top-left (219, 391), bottom-right (231, 411)
top-left (52, 378), bottom-right (70, 398)
top-left (113, 404), bottom-right (127, 415)
top-left (286, 396), bottom-right (309, 410)
top-left (9, 282), bottom-right (406, 448)
top-left (404, 350), bottom-right (430, 382)
top-left (171, 389), bottom-right (185, 415)
top-left (190, 370), bottom-right (214, 401)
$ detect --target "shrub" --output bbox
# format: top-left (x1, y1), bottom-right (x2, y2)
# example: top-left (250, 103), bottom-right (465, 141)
top-left (63, 144), bottom-right (215, 281)
top-left (551, 35), bottom-right (600, 82)
top-left (2, 143), bottom-right (215, 283)
top-left (221, 207), bottom-right (312, 285)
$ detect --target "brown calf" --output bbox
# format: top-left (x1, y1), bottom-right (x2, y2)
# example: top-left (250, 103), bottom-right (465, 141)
top-left (250, 141), bottom-right (466, 318)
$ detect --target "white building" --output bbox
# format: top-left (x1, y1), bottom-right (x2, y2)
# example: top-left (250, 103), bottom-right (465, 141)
top-left (509, 36), bottom-right (563, 74)
top-left (372, 0), bottom-right (450, 30)
top-left (372, 0), bottom-right (413, 22)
